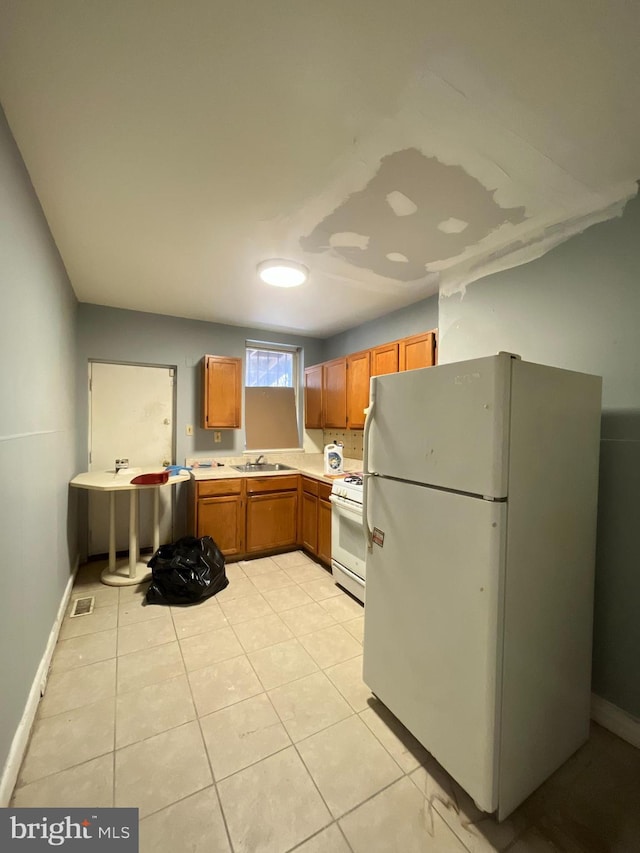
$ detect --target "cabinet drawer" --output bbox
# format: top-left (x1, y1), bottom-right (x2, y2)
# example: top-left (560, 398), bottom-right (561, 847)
top-left (318, 482), bottom-right (332, 502)
top-left (197, 478), bottom-right (242, 497)
top-left (301, 476), bottom-right (319, 497)
top-left (245, 475), bottom-right (299, 494)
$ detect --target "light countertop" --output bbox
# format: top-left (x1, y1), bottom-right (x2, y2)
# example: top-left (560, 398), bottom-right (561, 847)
top-left (188, 453), bottom-right (362, 483)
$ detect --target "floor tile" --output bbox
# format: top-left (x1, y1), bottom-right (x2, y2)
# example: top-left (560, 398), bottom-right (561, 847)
top-left (12, 754), bottom-right (114, 808)
top-left (232, 612), bottom-right (294, 653)
top-left (74, 562), bottom-right (106, 586)
top-left (339, 776), bottom-right (468, 852)
top-left (297, 715), bottom-right (403, 818)
top-left (225, 562), bottom-right (247, 582)
top-left (52, 629), bottom-right (117, 672)
top-left (239, 556), bottom-right (281, 576)
top-left (115, 674), bottom-right (196, 748)
top-left (179, 625), bottom-right (244, 671)
top-left (68, 584), bottom-right (119, 610)
top-left (217, 747), bottom-right (331, 853)
top-left (115, 721), bottom-right (212, 819)
top-left (261, 584), bottom-right (314, 612)
top-left (279, 602), bottom-right (337, 637)
top-left (215, 577), bottom-right (260, 601)
top-left (248, 638), bottom-right (318, 690)
top-left (39, 658), bottom-right (116, 718)
top-left (117, 641), bottom-right (185, 693)
top-left (171, 600), bottom-right (229, 639)
top-left (219, 593), bottom-right (274, 625)
top-left (325, 655), bottom-right (375, 712)
top-left (360, 703), bottom-right (429, 773)
top-left (282, 562), bottom-right (331, 584)
top-left (139, 786), bottom-right (231, 853)
top-left (200, 693), bottom-right (290, 780)
top-left (118, 599), bottom-right (170, 626)
top-left (249, 569), bottom-right (297, 593)
top-left (411, 758), bottom-right (525, 853)
top-left (19, 698), bottom-right (115, 785)
top-left (343, 615), bottom-right (364, 643)
top-left (270, 550), bottom-right (313, 570)
top-left (294, 824), bottom-right (352, 853)
top-left (118, 616), bottom-right (176, 655)
top-left (188, 655), bottom-right (263, 716)
top-left (299, 624), bottom-right (362, 669)
top-left (268, 671), bottom-right (353, 742)
top-left (118, 580), bottom-right (150, 601)
top-left (300, 577), bottom-right (343, 602)
top-left (319, 593), bottom-right (364, 622)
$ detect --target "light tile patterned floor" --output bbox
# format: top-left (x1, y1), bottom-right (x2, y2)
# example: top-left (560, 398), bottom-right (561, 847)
top-left (11, 551), bottom-right (640, 852)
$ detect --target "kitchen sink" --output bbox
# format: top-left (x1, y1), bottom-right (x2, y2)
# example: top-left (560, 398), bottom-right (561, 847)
top-left (231, 462), bottom-right (296, 472)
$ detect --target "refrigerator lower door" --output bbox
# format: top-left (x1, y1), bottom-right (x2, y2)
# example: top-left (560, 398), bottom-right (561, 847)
top-left (363, 476), bottom-right (506, 813)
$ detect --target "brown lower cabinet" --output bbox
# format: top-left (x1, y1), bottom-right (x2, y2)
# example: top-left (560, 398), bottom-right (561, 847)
top-left (245, 476), bottom-right (299, 553)
top-left (192, 473), bottom-right (331, 563)
top-left (300, 476), bottom-right (332, 567)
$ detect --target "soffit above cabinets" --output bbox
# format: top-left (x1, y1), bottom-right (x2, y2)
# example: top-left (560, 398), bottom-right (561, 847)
top-left (1, 1), bottom-right (639, 336)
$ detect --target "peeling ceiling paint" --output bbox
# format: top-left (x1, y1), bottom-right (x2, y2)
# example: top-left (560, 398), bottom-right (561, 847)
top-left (0, 1), bottom-right (639, 335)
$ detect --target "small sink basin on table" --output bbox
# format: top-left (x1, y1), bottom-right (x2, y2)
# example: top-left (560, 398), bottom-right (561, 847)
top-left (231, 463), bottom-right (296, 472)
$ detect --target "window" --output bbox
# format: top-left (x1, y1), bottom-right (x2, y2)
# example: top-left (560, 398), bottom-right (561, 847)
top-left (244, 342), bottom-right (301, 450)
top-left (245, 345), bottom-right (296, 387)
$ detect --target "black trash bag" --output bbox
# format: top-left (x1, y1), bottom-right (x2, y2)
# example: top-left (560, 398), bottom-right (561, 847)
top-left (145, 535), bottom-right (228, 606)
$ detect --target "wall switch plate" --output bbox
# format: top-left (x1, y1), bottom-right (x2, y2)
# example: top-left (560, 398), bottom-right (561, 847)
top-left (185, 424), bottom-right (193, 436)
top-left (214, 431), bottom-right (222, 443)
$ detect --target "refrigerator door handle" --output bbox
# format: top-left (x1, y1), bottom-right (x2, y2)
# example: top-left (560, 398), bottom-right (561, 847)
top-left (363, 378), bottom-right (376, 551)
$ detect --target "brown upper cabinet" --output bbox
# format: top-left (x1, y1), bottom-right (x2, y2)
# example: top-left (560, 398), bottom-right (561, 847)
top-left (303, 328), bottom-right (437, 430)
top-left (346, 350), bottom-right (370, 429)
top-left (399, 331), bottom-right (436, 371)
top-left (322, 357), bottom-right (347, 429)
top-left (304, 363), bottom-right (323, 429)
top-left (202, 354), bottom-right (242, 429)
top-left (370, 341), bottom-right (399, 377)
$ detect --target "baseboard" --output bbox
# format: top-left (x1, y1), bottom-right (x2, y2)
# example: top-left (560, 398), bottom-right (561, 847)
top-left (591, 693), bottom-right (640, 749)
top-left (0, 557), bottom-right (79, 807)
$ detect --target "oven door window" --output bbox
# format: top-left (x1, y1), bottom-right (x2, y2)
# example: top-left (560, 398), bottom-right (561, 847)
top-left (332, 502), bottom-right (366, 579)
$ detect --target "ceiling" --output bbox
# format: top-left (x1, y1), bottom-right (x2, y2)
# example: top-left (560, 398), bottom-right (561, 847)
top-left (1, 1), bottom-right (639, 338)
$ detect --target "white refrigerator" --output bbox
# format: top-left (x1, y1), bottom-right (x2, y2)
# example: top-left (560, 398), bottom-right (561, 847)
top-left (362, 353), bottom-right (602, 820)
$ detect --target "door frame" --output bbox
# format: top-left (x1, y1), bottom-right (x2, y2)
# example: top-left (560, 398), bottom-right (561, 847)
top-left (87, 358), bottom-right (179, 554)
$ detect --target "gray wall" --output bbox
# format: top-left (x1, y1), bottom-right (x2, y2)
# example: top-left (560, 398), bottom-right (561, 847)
top-left (75, 304), bottom-right (324, 541)
top-left (321, 294), bottom-right (439, 361)
top-left (439, 194), bottom-right (640, 718)
top-left (0, 106), bottom-right (78, 775)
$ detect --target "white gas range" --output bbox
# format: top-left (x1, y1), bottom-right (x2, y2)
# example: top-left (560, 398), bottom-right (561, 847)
top-left (330, 473), bottom-right (366, 604)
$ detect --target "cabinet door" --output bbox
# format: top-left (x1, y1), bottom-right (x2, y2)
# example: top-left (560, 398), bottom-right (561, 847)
top-left (304, 364), bottom-right (323, 429)
top-left (346, 350), bottom-right (370, 430)
top-left (371, 342), bottom-right (399, 377)
top-left (202, 355), bottom-right (242, 429)
top-left (301, 492), bottom-right (318, 554)
top-left (323, 357), bottom-right (347, 428)
top-left (317, 498), bottom-right (332, 566)
top-left (399, 332), bottom-right (435, 371)
top-left (197, 495), bottom-right (244, 557)
top-left (246, 493), bottom-right (298, 553)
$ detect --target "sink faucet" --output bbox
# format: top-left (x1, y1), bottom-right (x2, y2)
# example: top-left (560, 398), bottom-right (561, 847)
top-left (253, 454), bottom-right (265, 465)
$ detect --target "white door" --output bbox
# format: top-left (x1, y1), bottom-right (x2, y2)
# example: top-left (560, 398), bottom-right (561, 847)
top-left (363, 475), bottom-right (506, 813)
top-left (88, 362), bottom-right (175, 556)
top-left (366, 353), bottom-right (513, 498)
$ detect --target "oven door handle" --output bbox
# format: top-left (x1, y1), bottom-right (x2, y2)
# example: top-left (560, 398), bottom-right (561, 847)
top-left (329, 495), bottom-right (363, 518)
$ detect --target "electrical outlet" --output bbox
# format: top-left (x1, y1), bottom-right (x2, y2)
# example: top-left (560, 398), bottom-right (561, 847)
top-left (185, 424), bottom-right (193, 436)
top-left (214, 431), bottom-right (222, 443)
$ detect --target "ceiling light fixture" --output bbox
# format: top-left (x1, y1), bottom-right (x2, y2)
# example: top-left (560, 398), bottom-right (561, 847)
top-left (257, 259), bottom-right (308, 288)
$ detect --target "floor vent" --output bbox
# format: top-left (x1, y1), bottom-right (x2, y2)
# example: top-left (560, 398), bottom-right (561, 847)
top-left (70, 596), bottom-right (95, 618)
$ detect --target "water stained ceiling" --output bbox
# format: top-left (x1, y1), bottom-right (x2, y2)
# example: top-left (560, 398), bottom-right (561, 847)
top-left (0, 0), bottom-right (638, 337)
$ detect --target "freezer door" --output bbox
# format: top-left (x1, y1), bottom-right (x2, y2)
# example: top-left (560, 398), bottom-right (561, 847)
top-left (363, 476), bottom-right (506, 813)
top-left (367, 353), bottom-right (512, 498)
